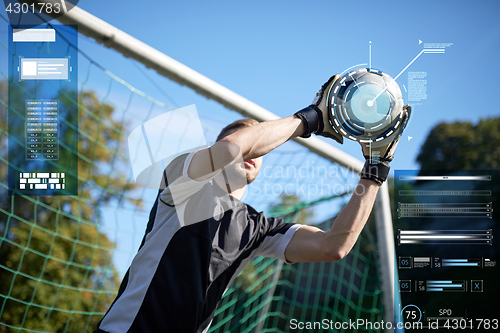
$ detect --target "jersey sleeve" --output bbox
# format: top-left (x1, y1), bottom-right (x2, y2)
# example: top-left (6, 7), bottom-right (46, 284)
top-left (255, 215), bottom-right (302, 263)
top-left (159, 150), bottom-right (220, 206)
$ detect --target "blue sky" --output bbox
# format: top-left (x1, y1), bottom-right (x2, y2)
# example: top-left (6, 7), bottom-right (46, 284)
top-left (2, 0), bottom-right (500, 276)
top-left (3, 0), bottom-right (499, 170)
top-left (73, 0), bottom-right (500, 170)
top-left (76, 0), bottom-right (500, 276)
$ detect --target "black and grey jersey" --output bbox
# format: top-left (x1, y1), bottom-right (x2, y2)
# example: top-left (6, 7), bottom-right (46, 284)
top-left (95, 152), bottom-right (301, 333)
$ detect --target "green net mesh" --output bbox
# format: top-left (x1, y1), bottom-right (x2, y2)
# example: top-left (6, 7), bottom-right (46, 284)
top-left (0, 22), bottom-right (384, 332)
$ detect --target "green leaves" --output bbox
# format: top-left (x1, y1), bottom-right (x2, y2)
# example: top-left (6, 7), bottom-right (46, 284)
top-left (417, 117), bottom-right (500, 170)
top-left (0, 87), bottom-right (139, 332)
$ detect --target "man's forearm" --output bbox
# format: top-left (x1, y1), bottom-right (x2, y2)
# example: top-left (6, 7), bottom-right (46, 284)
top-left (220, 116), bottom-right (304, 161)
top-left (321, 179), bottom-right (381, 260)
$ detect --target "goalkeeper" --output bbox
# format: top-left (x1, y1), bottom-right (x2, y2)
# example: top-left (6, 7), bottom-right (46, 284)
top-left (95, 75), bottom-right (410, 333)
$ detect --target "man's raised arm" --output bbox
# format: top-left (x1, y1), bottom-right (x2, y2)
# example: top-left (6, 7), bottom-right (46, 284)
top-left (187, 116), bottom-right (304, 180)
top-left (284, 178), bottom-right (381, 263)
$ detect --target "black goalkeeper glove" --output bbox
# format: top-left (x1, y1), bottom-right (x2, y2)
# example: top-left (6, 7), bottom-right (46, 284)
top-left (294, 74), bottom-right (343, 143)
top-left (359, 104), bottom-right (412, 184)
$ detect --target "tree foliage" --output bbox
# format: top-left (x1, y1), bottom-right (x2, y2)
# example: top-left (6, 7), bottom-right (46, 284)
top-left (0, 81), bottom-right (139, 332)
top-left (416, 117), bottom-right (500, 171)
top-left (268, 194), bottom-right (314, 225)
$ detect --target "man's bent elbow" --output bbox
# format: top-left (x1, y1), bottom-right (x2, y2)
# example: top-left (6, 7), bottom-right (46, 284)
top-left (320, 232), bottom-right (353, 262)
top-left (213, 140), bottom-right (242, 167)
top-left (322, 247), bottom-right (348, 262)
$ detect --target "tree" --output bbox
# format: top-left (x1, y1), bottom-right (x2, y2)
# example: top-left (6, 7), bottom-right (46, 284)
top-left (268, 194), bottom-right (314, 225)
top-left (413, 116), bottom-right (500, 223)
top-left (416, 117), bottom-right (500, 171)
top-left (0, 80), bottom-right (140, 332)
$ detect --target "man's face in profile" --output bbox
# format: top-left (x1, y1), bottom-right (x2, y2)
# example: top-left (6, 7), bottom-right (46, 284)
top-left (223, 155), bottom-right (262, 190)
top-left (243, 156), bottom-right (263, 184)
top-left (218, 126), bottom-right (263, 186)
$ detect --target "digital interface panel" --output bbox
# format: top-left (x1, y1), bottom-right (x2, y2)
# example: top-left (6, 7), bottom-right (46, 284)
top-left (7, 25), bottom-right (78, 196)
top-left (394, 170), bottom-right (499, 329)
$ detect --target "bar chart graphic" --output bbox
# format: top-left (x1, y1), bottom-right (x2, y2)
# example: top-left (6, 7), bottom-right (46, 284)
top-left (397, 202), bottom-right (492, 219)
top-left (425, 280), bottom-right (465, 292)
top-left (398, 230), bottom-right (492, 245)
top-left (441, 259), bottom-right (481, 267)
top-left (394, 170), bottom-right (498, 321)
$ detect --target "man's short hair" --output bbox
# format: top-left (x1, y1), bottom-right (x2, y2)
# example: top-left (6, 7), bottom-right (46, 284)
top-left (216, 118), bottom-right (259, 142)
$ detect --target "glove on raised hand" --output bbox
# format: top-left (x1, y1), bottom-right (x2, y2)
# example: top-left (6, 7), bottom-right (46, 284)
top-left (294, 74), bottom-right (343, 144)
top-left (359, 104), bottom-right (412, 184)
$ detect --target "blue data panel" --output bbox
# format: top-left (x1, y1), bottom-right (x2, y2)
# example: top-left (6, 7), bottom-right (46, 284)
top-left (394, 170), bottom-right (498, 329)
top-left (8, 25), bottom-right (78, 196)
top-left (20, 58), bottom-right (69, 80)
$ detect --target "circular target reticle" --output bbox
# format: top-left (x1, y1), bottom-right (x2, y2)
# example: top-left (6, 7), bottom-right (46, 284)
top-left (328, 67), bottom-right (404, 142)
